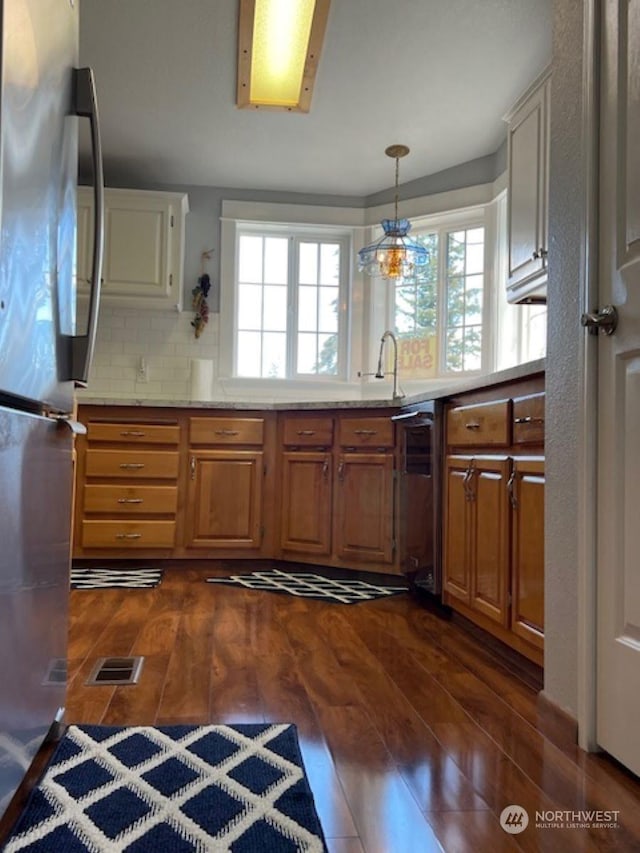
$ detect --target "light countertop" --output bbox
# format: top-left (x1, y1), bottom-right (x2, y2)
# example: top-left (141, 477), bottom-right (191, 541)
top-left (77, 359), bottom-right (545, 411)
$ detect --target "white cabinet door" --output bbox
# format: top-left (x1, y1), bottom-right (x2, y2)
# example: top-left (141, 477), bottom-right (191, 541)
top-left (77, 187), bottom-right (189, 310)
top-left (505, 69), bottom-right (551, 304)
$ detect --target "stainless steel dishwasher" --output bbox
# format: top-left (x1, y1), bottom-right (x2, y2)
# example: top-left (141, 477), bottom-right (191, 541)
top-left (392, 401), bottom-right (442, 596)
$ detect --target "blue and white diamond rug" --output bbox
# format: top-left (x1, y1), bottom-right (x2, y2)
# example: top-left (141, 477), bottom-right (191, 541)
top-left (5, 724), bottom-right (328, 852)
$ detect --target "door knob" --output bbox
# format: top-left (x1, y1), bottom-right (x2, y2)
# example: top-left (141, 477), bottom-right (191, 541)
top-left (580, 304), bottom-right (618, 336)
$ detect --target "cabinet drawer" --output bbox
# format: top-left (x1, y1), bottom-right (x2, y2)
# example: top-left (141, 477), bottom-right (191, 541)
top-left (189, 417), bottom-right (264, 445)
top-left (513, 393), bottom-right (545, 445)
top-left (83, 485), bottom-right (178, 515)
top-left (447, 400), bottom-right (511, 447)
top-left (339, 417), bottom-right (394, 449)
top-left (81, 520), bottom-right (176, 548)
top-left (87, 422), bottom-right (180, 445)
top-left (85, 449), bottom-right (179, 479)
top-left (283, 416), bottom-right (334, 447)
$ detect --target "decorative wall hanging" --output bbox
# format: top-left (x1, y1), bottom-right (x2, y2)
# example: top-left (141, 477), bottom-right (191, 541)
top-left (191, 249), bottom-right (214, 338)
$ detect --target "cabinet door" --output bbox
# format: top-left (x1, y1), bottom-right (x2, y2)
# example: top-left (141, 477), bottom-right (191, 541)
top-left (443, 455), bottom-right (473, 604)
top-left (334, 453), bottom-right (394, 564)
top-left (506, 74), bottom-right (550, 302)
top-left (281, 452), bottom-right (332, 555)
top-left (186, 450), bottom-right (263, 549)
top-left (510, 457), bottom-right (544, 648)
top-left (469, 457), bottom-right (511, 626)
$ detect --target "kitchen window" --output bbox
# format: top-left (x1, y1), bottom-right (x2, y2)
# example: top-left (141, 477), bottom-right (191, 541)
top-left (234, 228), bottom-right (349, 380)
top-left (393, 222), bottom-right (487, 378)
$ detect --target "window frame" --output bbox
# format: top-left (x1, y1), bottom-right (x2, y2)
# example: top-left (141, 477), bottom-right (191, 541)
top-left (233, 221), bottom-right (352, 382)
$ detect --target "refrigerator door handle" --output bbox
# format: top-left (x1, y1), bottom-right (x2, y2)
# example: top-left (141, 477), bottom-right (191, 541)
top-left (62, 67), bottom-right (104, 387)
top-left (45, 412), bottom-right (87, 435)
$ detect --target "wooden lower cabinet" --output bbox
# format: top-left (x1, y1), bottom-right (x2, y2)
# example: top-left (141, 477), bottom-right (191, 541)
top-left (186, 450), bottom-right (264, 549)
top-left (334, 452), bottom-right (395, 564)
top-left (444, 455), bottom-right (510, 626)
top-left (280, 451), bottom-right (332, 555)
top-left (510, 457), bottom-right (545, 649)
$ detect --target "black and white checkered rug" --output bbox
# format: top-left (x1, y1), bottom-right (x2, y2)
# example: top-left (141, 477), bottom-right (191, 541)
top-left (207, 568), bottom-right (407, 605)
top-left (70, 567), bottom-right (163, 589)
top-left (4, 724), bottom-right (327, 852)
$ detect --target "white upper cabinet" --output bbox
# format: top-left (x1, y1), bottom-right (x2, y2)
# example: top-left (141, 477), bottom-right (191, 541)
top-left (504, 67), bottom-right (551, 304)
top-left (77, 188), bottom-right (189, 310)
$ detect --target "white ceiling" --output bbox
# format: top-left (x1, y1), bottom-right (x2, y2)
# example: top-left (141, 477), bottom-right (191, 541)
top-left (79, 0), bottom-right (552, 197)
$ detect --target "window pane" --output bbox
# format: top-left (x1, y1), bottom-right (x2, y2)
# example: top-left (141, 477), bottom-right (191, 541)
top-left (297, 332), bottom-right (317, 373)
top-left (264, 237), bottom-right (288, 284)
top-left (317, 334), bottom-right (338, 374)
top-left (466, 242), bottom-right (484, 275)
top-left (446, 328), bottom-right (464, 372)
top-left (263, 285), bottom-right (287, 331)
top-left (465, 275), bottom-right (483, 324)
top-left (298, 286), bottom-right (318, 331)
top-left (463, 327), bottom-right (482, 371)
top-left (467, 227), bottom-right (484, 243)
top-left (320, 243), bottom-right (340, 285)
top-left (262, 332), bottom-right (286, 378)
top-left (447, 239), bottom-right (465, 275)
top-left (299, 242), bottom-right (318, 285)
top-left (237, 331), bottom-right (261, 377)
top-left (447, 277), bottom-right (465, 326)
top-left (238, 284), bottom-right (262, 330)
top-left (239, 235), bottom-right (263, 283)
top-left (318, 286), bottom-right (338, 332)
top-left (317, 334), bottom-right (338, 375)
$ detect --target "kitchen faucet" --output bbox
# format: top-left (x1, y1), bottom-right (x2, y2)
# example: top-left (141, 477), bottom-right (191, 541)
top-left (376, 330), bottom-right (403, 400)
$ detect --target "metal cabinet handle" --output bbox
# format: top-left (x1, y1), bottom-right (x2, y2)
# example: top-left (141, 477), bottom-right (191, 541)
top-left (190, 456), bottom-right (196, 480)
top-left (297, 429), bottom-right (316, 436)
top-left (465, 422), bottom-right (481, 431)
top-left (120, 430), bottom-right (146, 437)
top-left (322, 458), bottom-right (329, 478)
top-left (581, 304), bottom-right (618, 336)
top-left (119, 463), bottom-right (144, 470)
top-left (532, 247), bottom-right (548, 260)
top-left (507, 469), bottom-right (518, 510)
top-left (514, 416), bottom-right (545, 425)
top-left (463, 461), bottom-right (476, 501)
top-left (338, 460), bottom-right (345, 481)
top-left (215, 429), bottom-right (240, 436)
top-left (354, 429), bottom-right (377, 436)
top-left (117, 498), bottom-right (143, 504)
top-left (115, 533), bottom-right (142, 540)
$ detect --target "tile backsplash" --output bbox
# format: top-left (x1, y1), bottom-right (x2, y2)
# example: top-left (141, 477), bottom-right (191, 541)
top-left (78, 305), bottom-right (220, 401)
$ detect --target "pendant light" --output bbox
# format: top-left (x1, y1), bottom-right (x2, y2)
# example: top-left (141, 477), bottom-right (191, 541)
top-left (358, 144), bottom-right (429, 280)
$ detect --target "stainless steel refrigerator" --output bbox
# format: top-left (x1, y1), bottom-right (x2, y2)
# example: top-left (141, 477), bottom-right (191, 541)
top-left (0, 0), bottom-right (103, 816)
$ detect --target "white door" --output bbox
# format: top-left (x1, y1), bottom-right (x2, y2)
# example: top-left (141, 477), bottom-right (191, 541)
top-left (596, 0), bottom-right (640, 775)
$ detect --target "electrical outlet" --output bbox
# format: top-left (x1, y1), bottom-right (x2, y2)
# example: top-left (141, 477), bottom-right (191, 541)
top-left (137, 357), bottom-right (148, 382)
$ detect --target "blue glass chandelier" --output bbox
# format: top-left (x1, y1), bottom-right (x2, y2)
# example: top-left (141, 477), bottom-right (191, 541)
top-left (358, 144), bottom-right (429, 280)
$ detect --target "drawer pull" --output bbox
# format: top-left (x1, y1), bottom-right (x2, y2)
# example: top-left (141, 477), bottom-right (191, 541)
top-left (119, 463), bottom-right (145, 470)
top-left (120, 430), bottom-right (145, 437)
top-left (354, 429), bottom-right (377, 436)
top-left (117, 498), bottom-right (143, 504)
top-left (514, 416), bottom-right (545, 425)
top-left (507, 469), bottom-right (518, 509)
top-left (215, 429), bottom-right (239, 436)
top-left (465, 422), bottom-right (481, 430)
top-left (296, 429), bottom-right (316, 436)
top-left (115, 533), bottom-right (142, 540)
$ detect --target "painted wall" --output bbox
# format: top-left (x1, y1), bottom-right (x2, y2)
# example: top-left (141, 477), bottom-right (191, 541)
top-left (544, 0), bottom-right (590, 717)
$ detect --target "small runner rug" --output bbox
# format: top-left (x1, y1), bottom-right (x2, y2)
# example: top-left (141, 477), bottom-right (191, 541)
top-left (71, 567), bottom-right (163, 589)
top-left (4, 723), bottom-right (327, 852)
top-left (207, 568), bottom-right (407, 605)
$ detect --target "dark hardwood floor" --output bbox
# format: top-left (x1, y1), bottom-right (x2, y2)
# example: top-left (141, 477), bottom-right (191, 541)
top-left (9, 561), bottom-right (640, 852)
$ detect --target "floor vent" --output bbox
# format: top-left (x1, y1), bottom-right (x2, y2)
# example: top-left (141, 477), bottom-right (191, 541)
top-left (86, 656), bottom-right (144, 686)
top-left (43, 658), bottom-right (67, 685)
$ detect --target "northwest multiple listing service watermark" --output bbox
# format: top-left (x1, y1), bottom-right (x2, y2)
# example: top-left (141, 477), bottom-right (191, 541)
top-left (500, 804), bottom-right (620, 834)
